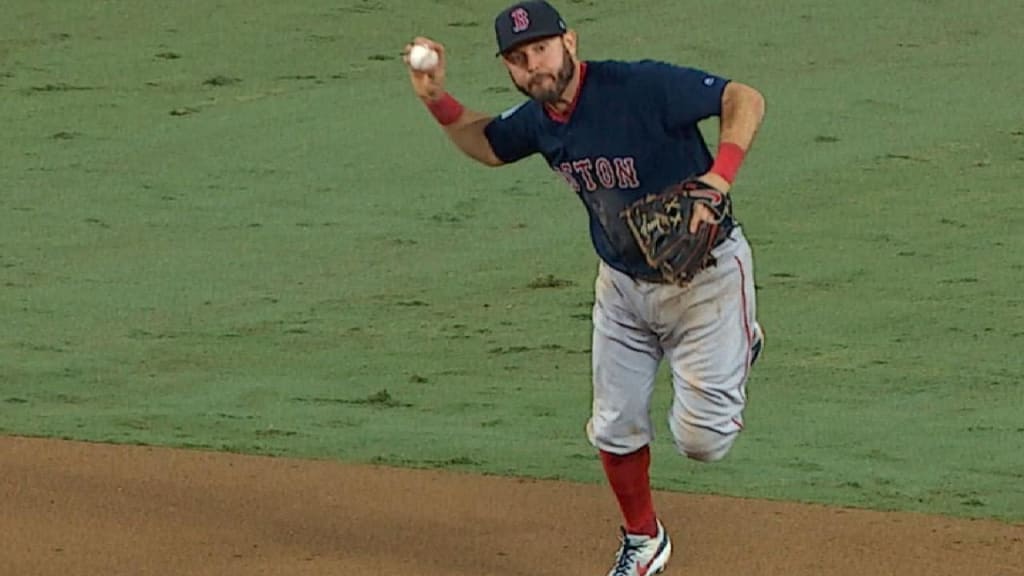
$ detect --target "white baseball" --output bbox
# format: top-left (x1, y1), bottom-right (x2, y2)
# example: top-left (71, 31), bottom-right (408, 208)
top-left (408, 44), bottom-right (439, 71)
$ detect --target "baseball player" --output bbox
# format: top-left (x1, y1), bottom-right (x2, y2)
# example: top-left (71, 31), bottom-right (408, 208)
top-left (403, 1), bottom-right (766, 574)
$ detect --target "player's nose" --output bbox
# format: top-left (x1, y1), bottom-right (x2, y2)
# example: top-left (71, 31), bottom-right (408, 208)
top-left (524, 51), bottom-right (542, 72)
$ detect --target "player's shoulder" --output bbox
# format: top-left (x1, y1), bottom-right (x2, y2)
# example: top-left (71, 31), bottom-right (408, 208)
top-left (587, 59), bottom-right (722, 84)
top-left (587, 58), bottom-right (687, 77)
top-left (494, 98), bottom-right (543, 123)
top-left (585, 59), bottom-right (642, 84)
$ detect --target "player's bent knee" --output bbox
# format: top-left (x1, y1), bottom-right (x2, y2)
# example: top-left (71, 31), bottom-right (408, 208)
top-left (677, 432), bottom-right (736, 462)
top-left (670, 423), bottom-right (738, 463)
top-left (681, 443), bottom-right (730, 462)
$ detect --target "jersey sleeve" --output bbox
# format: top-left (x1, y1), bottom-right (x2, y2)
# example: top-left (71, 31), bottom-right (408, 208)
top-left (483, 101), bottom-right (538, 164)
top-left (634, 60), bottom-right (730, 131)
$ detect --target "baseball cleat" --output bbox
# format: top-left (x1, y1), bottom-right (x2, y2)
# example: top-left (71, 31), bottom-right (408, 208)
top-left (605, 520), bottom-right (672, 576)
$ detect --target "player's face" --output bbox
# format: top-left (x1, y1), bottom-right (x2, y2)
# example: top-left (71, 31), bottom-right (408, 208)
top-left (502, 35), bottom-right (577, 104)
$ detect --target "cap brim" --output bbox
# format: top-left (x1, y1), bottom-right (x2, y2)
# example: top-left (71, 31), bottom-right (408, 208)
top-left (495, 31), bottom-right (563, 57)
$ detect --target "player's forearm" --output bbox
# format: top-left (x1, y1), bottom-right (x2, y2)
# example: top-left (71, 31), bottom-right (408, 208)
top-left (440, 108), bottom-right (504, 167)
top-left (705, 82), bottom-right (766, 189)
top-left (719, 82), bottom-right (766, 151)
top-left (421, 94), bottom-right (503, 167)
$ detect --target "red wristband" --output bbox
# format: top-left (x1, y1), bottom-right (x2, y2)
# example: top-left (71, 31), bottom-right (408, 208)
top-left (425, 92), bottom-right (465, 126)
top-left (710, 142), bottom-right (746, 184)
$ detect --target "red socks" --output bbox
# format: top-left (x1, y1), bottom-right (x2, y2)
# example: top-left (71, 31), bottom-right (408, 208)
top-left (600, 446), bottom-right (658, 537)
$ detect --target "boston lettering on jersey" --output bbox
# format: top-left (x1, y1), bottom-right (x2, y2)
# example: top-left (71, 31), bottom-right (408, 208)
top-left (484, 59), bottom-right (729, 280)
top-left (555, 156), bottom-right (640, 193)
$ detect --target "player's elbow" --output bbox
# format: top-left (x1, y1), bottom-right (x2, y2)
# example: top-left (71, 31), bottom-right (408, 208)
top-left (463, 153), bottom-right (503, 167)
top-left (448, 131), bottom-right (505, 167)
top-left (447, 141), bottom-right (503, 166)
top-left (749, 87), bottom-right (766, 122)
top-left (747, 86), bottom-right (767, 122)
top-left (476, 153), bottom-right (505, 167)
top-left (725, 82), bottom-right (766, 122)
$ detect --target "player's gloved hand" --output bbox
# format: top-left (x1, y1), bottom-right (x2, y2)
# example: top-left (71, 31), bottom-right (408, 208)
top-left (689, 172), bottom-right (732, 233)
top-left (403, 37), bottom-right (448, 103)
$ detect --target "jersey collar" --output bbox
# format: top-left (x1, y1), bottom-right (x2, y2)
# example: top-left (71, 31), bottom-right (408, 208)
top-left (544, 61), bottom-right (588, 124)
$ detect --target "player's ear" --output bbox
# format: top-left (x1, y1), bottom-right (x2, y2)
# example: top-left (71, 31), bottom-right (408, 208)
top-left (562, 30), bottom-right (578, 57)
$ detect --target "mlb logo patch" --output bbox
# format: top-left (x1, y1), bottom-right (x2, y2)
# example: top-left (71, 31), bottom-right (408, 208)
top-left (510, 7), bottom-right (530, 33)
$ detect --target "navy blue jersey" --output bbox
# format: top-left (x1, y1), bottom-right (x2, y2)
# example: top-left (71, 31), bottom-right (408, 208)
top-left (483, 59), bottom-right (730, 280)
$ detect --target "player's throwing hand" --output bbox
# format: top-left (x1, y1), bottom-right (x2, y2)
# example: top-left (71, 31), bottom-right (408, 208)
top-left (403, 37), bottom-right (447, 103)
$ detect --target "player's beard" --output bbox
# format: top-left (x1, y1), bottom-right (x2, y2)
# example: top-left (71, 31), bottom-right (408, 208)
top-left (513, 47), bottom-right (576, 105)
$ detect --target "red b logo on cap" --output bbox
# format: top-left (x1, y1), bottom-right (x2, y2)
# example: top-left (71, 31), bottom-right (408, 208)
top-left (511, 7), bottom-right (530, 33)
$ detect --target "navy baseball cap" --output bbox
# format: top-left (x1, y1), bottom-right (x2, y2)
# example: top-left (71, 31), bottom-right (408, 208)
top-left (494, 1), bottom-right (568, 56)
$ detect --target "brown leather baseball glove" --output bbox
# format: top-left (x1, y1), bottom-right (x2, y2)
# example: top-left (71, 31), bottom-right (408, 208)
top-left (620, 178), bottom-right (733, 285)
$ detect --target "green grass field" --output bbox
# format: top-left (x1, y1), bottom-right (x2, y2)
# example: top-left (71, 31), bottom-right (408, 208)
top-left (2, 0), bottom-right (1022, 522)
